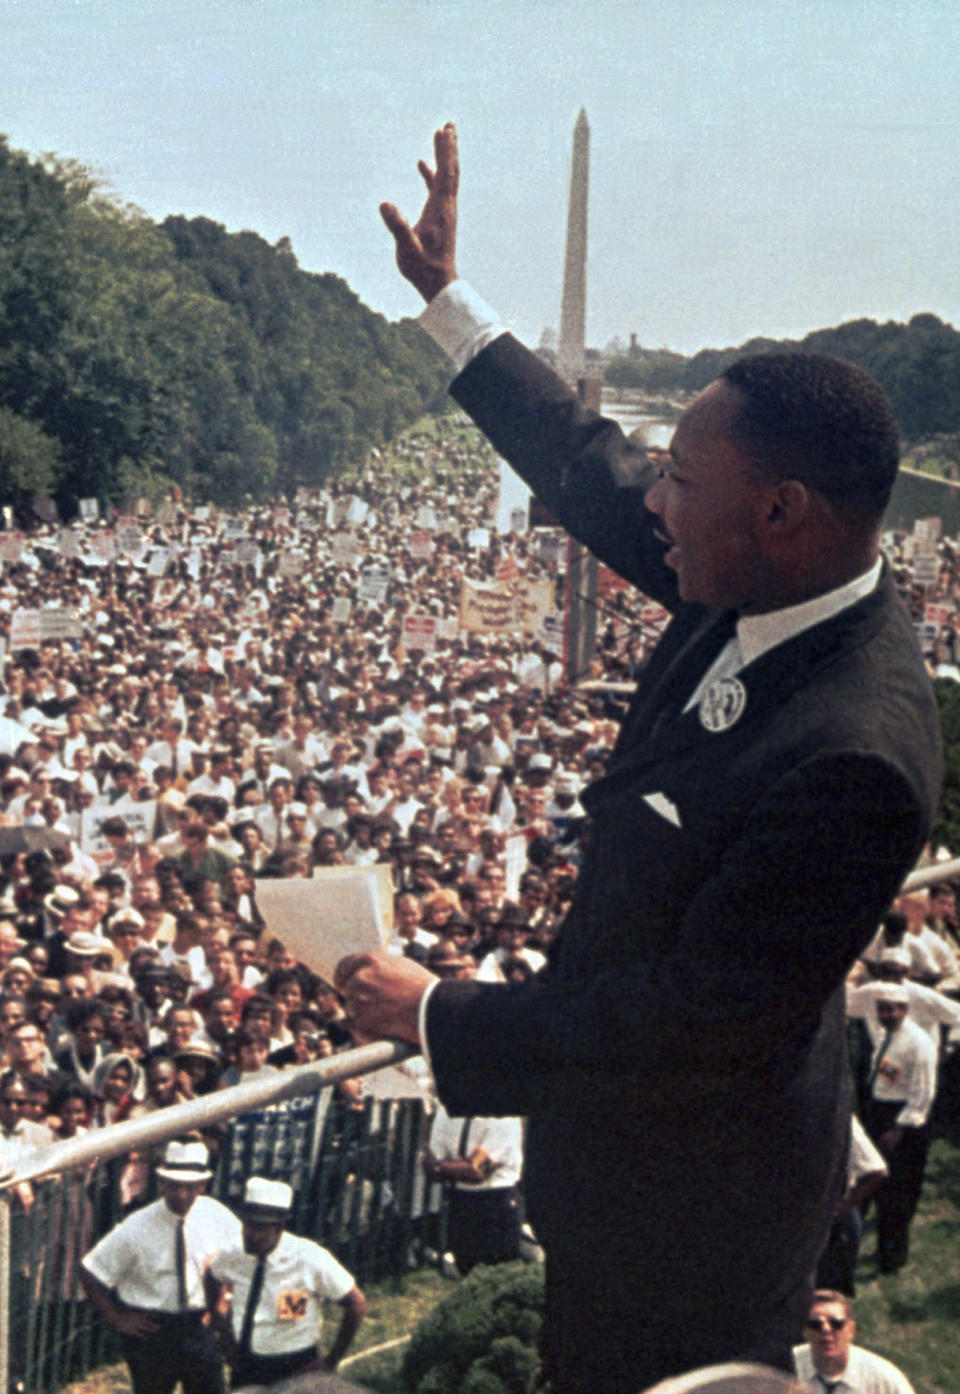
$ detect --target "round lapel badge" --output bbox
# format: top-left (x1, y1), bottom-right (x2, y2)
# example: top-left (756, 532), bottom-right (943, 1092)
top-left (698, 676), bottom-right (747, 733)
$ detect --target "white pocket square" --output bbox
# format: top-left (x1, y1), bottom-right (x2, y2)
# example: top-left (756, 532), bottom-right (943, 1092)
top-left (642, 792), bottom-right (682, 828)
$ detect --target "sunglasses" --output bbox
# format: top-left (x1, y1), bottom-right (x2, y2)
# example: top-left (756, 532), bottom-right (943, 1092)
top-left (805, 1317), bottom-right (847, 1333)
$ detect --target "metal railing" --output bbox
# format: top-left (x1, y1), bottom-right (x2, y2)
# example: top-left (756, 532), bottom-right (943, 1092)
top-left (0, 1041), bottom-right (448, 1394)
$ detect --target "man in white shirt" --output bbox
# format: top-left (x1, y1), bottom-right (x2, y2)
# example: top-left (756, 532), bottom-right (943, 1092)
top-left (861, 987), bottom-right (937, 1275)
top-left (793, 1289), bottom-right (914, 1393)
top-left (80, 1140), bottom-right (241, 1394)
top-left (846, 948), bottom-right (960, 1048)
top-left (209, 1177), bottom-right (365, 1389)
top-left (424, 1104), bottom-right (524, 1275)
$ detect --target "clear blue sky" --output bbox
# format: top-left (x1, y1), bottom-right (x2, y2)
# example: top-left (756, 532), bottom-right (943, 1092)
top-left (4, 0), bottom-right (959, 355)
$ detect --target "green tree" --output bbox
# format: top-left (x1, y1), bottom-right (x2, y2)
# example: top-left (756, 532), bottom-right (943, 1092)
top-left (0, 406), bottom-right (62, 499)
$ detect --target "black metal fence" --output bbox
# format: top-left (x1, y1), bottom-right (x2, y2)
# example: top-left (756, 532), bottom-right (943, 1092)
top-left (8, 1092), bottom-right (441, 1393)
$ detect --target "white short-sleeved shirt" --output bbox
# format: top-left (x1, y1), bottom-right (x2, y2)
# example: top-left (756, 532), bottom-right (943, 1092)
top-left (848, 1114), bottom-right (887, 1188)
top-left (428, 1103), bottom-right (523, 1191)
top-left (861, 1016), bottom-right (938, 1127)
top-left (211, 1232), bottom-right (354, 1357)
top-left (793, 1342), bottom-right (915, 1393)
top-left (83, 1195), bottom-right (242, 1311)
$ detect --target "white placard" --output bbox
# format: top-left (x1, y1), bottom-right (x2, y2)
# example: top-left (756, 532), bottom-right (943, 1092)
top-left (9, 608), bottom-right (82, 649)
top-left (330, 533), bottom-right (359, 566)
top-left (402, 613), bottom-right (437, 653)
top-left (236, 539), bottom-right (260, 567)
top-left (0, 534), bottom-right (23, 565)
top-left (80, 800), bottom-right (157, 859)
top-left (357, 566), bottom-right (390, 606)
top-left (409, 530), bottom-right (433, 560)
top-left (278, 551), bottom-right (306, 578)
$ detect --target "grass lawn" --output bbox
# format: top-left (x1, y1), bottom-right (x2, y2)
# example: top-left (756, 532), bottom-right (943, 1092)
top-left (64, 1133), bottom-right (960, 1394)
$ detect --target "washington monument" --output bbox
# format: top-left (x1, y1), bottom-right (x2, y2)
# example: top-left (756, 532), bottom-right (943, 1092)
top-left (558, 108), bottom-right (589, 384)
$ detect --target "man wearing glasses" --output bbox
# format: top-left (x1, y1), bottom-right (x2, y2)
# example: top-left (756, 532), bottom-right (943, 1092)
top-left (793, 1290), bottom-right (914, 1392)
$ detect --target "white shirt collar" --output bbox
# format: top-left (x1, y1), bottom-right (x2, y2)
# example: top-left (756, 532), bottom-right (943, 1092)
top-left (736, 557), bottom-right (883, 669)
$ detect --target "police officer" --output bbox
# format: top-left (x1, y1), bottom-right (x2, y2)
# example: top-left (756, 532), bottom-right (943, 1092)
top-left (210, 1177), bottom-right (365, 1389)
top-left (80, 1139), bottom-right (241, 1394)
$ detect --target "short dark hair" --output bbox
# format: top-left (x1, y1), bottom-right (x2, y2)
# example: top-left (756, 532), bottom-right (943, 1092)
top-left (720, 353), bottom-right (899, 523)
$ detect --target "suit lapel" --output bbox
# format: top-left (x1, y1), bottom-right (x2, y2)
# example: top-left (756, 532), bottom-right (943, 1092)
top-left (594, 573), bottom-right (895, 794)
top-left (613, 607), bottom-right (737, 755)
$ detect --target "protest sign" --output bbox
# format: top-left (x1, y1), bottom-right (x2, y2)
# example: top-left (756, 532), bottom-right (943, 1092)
top-left (539, 613), bottom-right (564, 653)
top-left (402, 612), bottom-right (437, 653)
top-left (9, 609), bottom-right (82, 650)
top-left (331, 596), bottom-right (352, 624)
top-left (914, 516), bottom-right (942, 546)
top-left (912, 553), bottom-right (940, 587)
top-left (59, 529), bottom-right (81, 561)
top-left (516, 577), bottom-right (554, 638)
top-left (80, 800), bottom-right (157, 862)
top-left (115, 521), bottom-right (143, 555)
top-left (330, 533), bottom-right (359, 566)
top-left (925, 603), bottom-right (953, 629)
top-left (409, 530), bottom-right (433, 560)
top-left (357, 565), bottom-right (390, 607)
top-left (92, 530), bottom-right (116, 562)
top-left (278, 550), bottom-right (306, 578)
top-left (0, 534), bottom-right (23, 565)
top-left (147, 548), bottom-right (171, 577)
top-left (458, 579), bottom-right (514, 636)
top-left (78, 497), bottom-right (99, 522)
top-left (235, 539), bottom-right (260, 567)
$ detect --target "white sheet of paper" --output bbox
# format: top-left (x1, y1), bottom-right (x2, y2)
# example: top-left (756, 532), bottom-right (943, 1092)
top-left (255, 865), bottom-right (392, 981)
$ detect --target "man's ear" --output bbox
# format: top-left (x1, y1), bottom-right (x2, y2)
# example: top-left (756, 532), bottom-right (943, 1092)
top-left (765, 478), bottom-right (811, 534)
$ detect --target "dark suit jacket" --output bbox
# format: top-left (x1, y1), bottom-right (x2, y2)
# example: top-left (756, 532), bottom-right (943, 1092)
top-left (425, 335), bottom-right (943, 1386)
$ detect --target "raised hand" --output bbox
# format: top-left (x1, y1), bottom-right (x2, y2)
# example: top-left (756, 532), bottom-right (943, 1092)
top-left (380, 122), bottom-right (459, 301)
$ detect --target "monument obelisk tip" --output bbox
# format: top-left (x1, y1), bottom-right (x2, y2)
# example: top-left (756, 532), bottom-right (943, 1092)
top-left (558, 110), bottom-right (589, 384)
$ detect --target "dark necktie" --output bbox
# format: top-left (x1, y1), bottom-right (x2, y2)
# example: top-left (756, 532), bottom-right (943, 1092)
top-left (237, 1255), bottom-right (267, 1353)
top-left (175, 1218), bottom-right (188, 1310)
top-left (866, 1028), bottom-right (894, 1095)
top-left (620, 610), bottom-right (738, 750)
top-left (817, 1375), bottom-right (842, 1393)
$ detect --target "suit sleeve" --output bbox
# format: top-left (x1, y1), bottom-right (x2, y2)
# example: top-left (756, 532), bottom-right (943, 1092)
top-left (427, 750), bottom-right (928, 1117)
top-left (451, 334), bottom-right (679, 607)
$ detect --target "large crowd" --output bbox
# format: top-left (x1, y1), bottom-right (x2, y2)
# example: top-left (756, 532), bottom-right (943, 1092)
top-left (0, 417), bottom-right (648, 1174)
top-left (0, 418), bottom-right (955, 1392)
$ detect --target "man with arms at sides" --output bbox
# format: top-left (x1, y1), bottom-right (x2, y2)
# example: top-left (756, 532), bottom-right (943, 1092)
top-left (793, 1290), bottom-right (915, 1393)
top-left (336, 125), bottom-right (942, 1393)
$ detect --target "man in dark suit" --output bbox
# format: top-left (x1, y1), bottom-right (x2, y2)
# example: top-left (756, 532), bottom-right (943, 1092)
top-left (336, 125), bottom-right (942, 1393)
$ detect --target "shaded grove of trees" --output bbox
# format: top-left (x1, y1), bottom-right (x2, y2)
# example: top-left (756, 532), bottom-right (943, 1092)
top-left (0, 137), bottom-right (450, 514)
top-left (605, 314), bottom-right (960, 440)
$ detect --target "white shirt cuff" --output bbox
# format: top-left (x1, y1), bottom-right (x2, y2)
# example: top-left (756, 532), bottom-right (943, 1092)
top-left (418, 977), bottom-right (440, 1077)
top-left (419, 280), bottom-right (508, 373)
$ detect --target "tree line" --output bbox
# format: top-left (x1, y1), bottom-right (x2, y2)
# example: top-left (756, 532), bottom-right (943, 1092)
top-left (605, 312), bottom-right (960, 440)
top-left (0, 137), bottom-right (450, 516)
